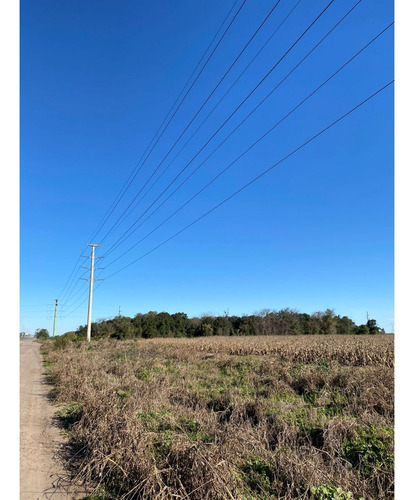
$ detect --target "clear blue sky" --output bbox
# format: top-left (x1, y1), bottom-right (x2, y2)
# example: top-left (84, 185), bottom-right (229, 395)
top-left (20, 0), bottom-right (394, 335)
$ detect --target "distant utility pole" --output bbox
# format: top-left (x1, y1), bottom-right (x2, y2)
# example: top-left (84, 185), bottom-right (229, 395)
top-left (53, 299), bottom-right (58, 337)
top-left (81, 244), bottom-right (103, 343)
top-left (119, 306), bottom-right (121, 317)
top-left (366, 311), bottom-right (369, 323)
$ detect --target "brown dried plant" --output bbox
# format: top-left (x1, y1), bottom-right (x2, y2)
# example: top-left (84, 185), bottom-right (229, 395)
top-left (44, 335), bottom-right (394, 499)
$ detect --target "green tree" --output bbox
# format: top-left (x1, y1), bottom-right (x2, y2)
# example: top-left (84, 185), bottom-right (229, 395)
top-left (142, 312), bottom-right (158, 338)
top-left (110, 316), bottom-right (135, 339)
top-left (367, 319), bottom-right (383, 334)
top-left (198, 316), bottom-right (215, 336)
top-left (356, 324), bottom-right (370, 335)
top-left (35, 328), bottom-right (49, 340)
top-left (186, 317), bottom-right (200, 337)
top-left (336, 315), bottom-right (357, 335)
top-left (171, 312), bottom-right (188, 337)
top-left (308, 312), bottom-right (323, 335)
top-left (132, 313), bottom-right (143, 337)
top-left (321, 309), bottom-right (337, 335)
top-left (157, 312), bottom-right (174, 337)
top-left (238, 315), bottom-right (259, 335)
top-left (92, 319), bottom-right (115, 338)
top-left (213, 316), bottom-right (233, 336)
top-left (276, 308), bottom-right (303, 335)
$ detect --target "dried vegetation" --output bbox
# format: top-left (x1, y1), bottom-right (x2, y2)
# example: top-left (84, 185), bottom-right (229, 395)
top-left (44, 335), bottom-right (394, 499)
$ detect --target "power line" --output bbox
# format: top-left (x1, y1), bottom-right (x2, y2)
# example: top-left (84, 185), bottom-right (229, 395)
top-left (62, 282), bottom-right (89, 310)
top-left (101, 0), bottom-right (304, 249)
top-left (64, 245), bottom-right (104, 319)
top-left (98, 0), bottom-right (283, 245)
top-left (60, 267), bottom-right (90, 307)
top-left (61, 3), bottom-right (392, 324)
top-left (101, 0), bottom-right (336, 258)
top-left (103, 16), bottom-right (393, 270)
top-left (57, 0), bottom-right (241, 304)
top-left (64, 294), bottom-right (90, 318)
top-left (60, 0), bottom-right (330, 308)
top-left (62, 246), bottom-right (104, 309)
top-left (101, 80), bottom-right (393, 281)
top-left (87, 0), bottom-right (240, 244)
top-left (96, 0), bottom-right (248, 244)
top-left (60, 245), bottom-right (106, 308)
top-left (103, 20), bottom-right (393, 270)
top-left (57, 253), bottom-right (84, 300)
top-left (60, 261), bottom-right (90, 303)
top-left (60, 267), bottom-right (95, 310)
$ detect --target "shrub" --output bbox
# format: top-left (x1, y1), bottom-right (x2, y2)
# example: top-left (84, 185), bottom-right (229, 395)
top-left (35, 328), bottom-right (49, 340)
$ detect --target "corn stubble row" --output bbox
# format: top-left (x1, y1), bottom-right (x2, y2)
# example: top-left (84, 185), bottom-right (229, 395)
top-left (143, 334), bottom-right (394, 367)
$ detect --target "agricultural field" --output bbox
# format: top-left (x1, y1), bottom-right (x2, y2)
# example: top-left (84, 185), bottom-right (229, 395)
top-left (43, 335), bottom-right (394, 500)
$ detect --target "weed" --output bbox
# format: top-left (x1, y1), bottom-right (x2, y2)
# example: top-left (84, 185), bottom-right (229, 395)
top-left (152, 429), bottom-right (173, 460)
top-left (135, 365), bottom-right (162, 381)
top-left (310, 485), bottom-right (362, 500)
top-left (116, 388), bottom-right (131, 399)
top-left (178, 416), bottom-right (214, 443)
top-left (341, 425), bottom-right (394, 478)
top-left (136, 409), bottom-right (172, 430)
top-left (303, 389), bottom-right (321, 405)
top-left (56, 402), bottom-right (83, 429)
top-left (317, 359), bottom-right (331, 371)
top-left (324, 392), bottom-right (348, 417)
top-left (81, 486), bottom-right (108, 499)
top-left (240, 455), bottom-right (274, 498)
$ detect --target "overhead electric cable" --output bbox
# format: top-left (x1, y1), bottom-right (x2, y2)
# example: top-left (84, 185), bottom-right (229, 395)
top-left (105, 0), bottom-right (366, 258)
top-left (62, 280), bottom-right (90, 310)
top-left (87, 0), bottom-right (240, 244)
top-left (64, 293), bottom-right (90, 318)
top-left (60, 267), bottom-right (91, 307)
top-left (101, 80), bottom-right (394, 281)
top-left (102, 20), bottom-right (393, 268)
top-left (57, 0), bottom-right (241, 304)
top-left (97, 0), bottom-right (249, 244)
top-left (104, 0), bottom-right (304, 240)
top-left (101, 0), bottom-right (336, 257)
top-left (60, 261), bottom-right (90, 303)
top-left (98, 0), bottom-right (283, 245)
top-left (57, 254), bottom-right (83, 299)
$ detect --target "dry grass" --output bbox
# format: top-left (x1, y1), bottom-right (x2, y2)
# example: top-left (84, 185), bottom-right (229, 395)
top-left (44, 335), bottom-right (394, 499)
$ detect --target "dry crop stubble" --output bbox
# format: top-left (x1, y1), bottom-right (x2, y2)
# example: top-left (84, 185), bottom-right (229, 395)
top-left (44, 335), bottom-right (394, 499)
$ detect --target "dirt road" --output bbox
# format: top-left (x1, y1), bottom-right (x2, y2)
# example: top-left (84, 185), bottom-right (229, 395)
top-left (20, 339), bottom-right (87, 499)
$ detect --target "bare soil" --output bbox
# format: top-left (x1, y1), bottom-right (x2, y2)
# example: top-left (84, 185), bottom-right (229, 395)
top-left (20, 339), bottom-right (88, 499)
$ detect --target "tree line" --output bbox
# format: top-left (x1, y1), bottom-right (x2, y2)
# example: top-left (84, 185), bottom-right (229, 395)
top-left (47, 308), bottom-right (384, 341)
